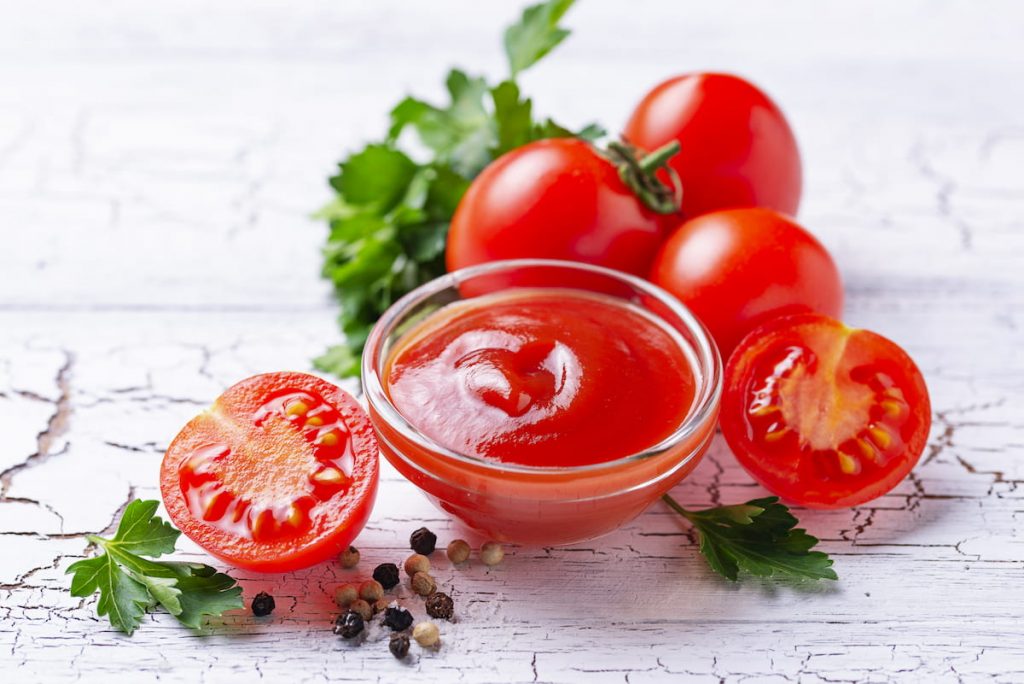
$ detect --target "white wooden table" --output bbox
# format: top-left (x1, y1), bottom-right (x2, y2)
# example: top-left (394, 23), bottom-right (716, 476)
top-left (2, 1), bottom-right (1022, 681)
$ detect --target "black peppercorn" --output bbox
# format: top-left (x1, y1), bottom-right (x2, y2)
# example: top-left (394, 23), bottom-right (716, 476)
top-left (410, 527), bottom-right (437, 555)
top-left (424, 591), bottom-right (454, 620)
top-left (373, 563), bottom-right (400, 590)
top-left (389, 633), bottom-right (410, 659)
top-left (383, 605), bottom-right (413, 632)
top-left (251, 591), bottom-right (275, 617)
top-left (333, 610), bottom-right (364, 639)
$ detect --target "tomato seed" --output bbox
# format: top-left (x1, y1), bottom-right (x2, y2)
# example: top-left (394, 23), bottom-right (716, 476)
top-left (286, 400), bottom-right (310, 416)
top-left (867, 425), bottom-right (893, 450)
top-left (836, 452), bottom-right (860, 475)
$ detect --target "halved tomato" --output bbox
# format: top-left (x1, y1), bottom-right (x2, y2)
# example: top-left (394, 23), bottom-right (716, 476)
top-left (721, 315), bottom-right (931, 508)
top-left (160, 372), bottom-right (378, 572)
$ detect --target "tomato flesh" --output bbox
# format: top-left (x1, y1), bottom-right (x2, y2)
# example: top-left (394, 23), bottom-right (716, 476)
top-left (160, 372), bottom-right (378, 572)
top-left (721, 315), bottom-right (931, 508)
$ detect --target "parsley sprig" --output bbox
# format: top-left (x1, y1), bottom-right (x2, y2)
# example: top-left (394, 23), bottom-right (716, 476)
top-left (315, 0), bottom-right (602, 377)
top-left (68, 500), bottom-right (243, 635)
top-left (664, 494), bottom-right (838, 581)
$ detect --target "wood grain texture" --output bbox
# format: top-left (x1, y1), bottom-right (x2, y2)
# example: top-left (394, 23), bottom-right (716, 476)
top-left (1, 1), bottom-right (1022, 682)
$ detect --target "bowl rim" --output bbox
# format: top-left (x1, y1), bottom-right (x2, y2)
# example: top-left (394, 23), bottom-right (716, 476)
top-left (361, 258), bottom-right (722, 476)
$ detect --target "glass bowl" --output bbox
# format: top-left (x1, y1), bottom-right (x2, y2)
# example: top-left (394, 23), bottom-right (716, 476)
top-left (362, 259), bottom-right (721, 545)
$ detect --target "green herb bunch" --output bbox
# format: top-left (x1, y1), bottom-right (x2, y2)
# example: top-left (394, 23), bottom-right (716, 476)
top-left (315, 0), bottom-right (601, 377)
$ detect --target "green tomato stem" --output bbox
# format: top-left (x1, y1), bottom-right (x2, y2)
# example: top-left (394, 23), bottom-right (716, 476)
top-left (639, 140), bottom-right (681, 174)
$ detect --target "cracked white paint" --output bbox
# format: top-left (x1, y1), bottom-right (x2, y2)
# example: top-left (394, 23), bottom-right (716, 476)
top-left (1, 0), bottom-right (1023, 682)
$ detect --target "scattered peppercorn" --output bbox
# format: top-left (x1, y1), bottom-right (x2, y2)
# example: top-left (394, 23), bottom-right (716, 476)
top-left (334, 610), bottom-right (364, 639)
top-left (410, 527), bottom-right (438, 555)
top-left (383, 605), bottom-right (414, 632)
top-left (349, 598), bottom-right (372, 621)
top-left (404, 553), bottom-right (431, 577)
top-left (389, 633), bottom-right (410, 659)
top-left (480, 540), bottom-right (505, 566)
top-left (251, 591), bottom-right (275, 617)
top-left (413, 621), bottom-right (441, 648)
top-left (359, 579), bottom-right (384, 602)
top-left (446, 539), bottom-right (471, 564)
top-left (339, 545), bottom-right (360, 569)
top-left (411, 571), bottom-right (437, 597)
top-left (334, 583), bottom-right (358, 607)
top-left (373, 562), bottom-right (400, 590)
top-left (425, 591), bottom-right (454, 620)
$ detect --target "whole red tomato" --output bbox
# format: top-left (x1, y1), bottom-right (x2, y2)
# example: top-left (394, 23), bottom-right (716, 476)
top-left (445, 138), bottom-right (669, 277)
top-left (651, 208), bottom-right (843, 358)
top-left (623, 72), bottom-right (802, 219)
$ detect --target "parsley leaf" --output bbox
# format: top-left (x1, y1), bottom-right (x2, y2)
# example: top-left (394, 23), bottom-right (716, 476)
top-left (68, 554), bottom-right (153, 635)
top-left (505, 0), bottom-right (575, 76)
top-left (317, 0), bottom-right (603, 378)
top-left (663, 495), bottom-right (838, 582)
top-left (67, 500), bottom-right (243, 635)
top-left (330, 144), bottom-right (418, 210)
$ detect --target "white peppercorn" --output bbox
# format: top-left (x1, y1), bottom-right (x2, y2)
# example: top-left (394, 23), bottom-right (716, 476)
top-left (480, 541), bottom-right (504, 566)
top-left (413, 621), bottom-right (440, 647)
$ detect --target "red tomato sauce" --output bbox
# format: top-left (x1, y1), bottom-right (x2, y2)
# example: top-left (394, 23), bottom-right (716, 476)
top-left (384, 289), bottom-right (695, 468)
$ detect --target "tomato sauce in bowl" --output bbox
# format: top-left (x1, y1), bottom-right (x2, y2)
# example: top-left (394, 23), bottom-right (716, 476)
top-left (384, 290), bottom-right (695, 468)
top-left (363, 260), bottom-right (721, 545)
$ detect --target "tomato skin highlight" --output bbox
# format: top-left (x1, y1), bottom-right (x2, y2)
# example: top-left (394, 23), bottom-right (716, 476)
top-left (445, 138), bottom-right (667, 277)
top-left (160, 372), bottom-right (379, 573)
top-left (624, 72), bottom-right (802, 219)
top-left (650, 208), bottom-right (843, 358)
top-left (721, 314), bottom-right (932, 509)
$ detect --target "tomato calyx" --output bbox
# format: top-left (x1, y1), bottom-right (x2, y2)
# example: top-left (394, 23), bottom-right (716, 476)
top-left (605, 139), bottom-right (682, 214)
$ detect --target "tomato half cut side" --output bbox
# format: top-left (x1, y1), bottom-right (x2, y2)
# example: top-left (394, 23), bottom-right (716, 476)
top-left (160, 372), bottom-right (379, 572)
top-left (721, 314), bottom-right (931, 508)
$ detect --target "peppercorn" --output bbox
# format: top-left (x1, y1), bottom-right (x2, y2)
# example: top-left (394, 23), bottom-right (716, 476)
top-left (446, 539), bottom-right (470, 564)
top-left (413, 621), bottom-right (440, 648)
top-left (251, 591), bottom-right (275, 617)
top-left (389, 633), bottom-right (410, 659)
top-left (373, 562), bottom-right (400, 590)
top-left (425, 591), bottom-right (454, 620)
top-left (410, 527), bottom-right (437, 555)
top-left (349, 598), bottom-right (372, 622)
top-left (480, 540), bottom-right (505, 566)
top-left (334, 610), bottom-right (364, 639)
top-left (411, 571), bottom-right (437, 597)
top-left (334, 583), bottom-right (358, 607)
top-left (339, 545), bottom-right (360, 569)
top-left (404, 553), bottom-right (430, 578)
top-left (383, 605), bottom-right (413, 632)
top-left (359, 579), bottom-right (384, 602)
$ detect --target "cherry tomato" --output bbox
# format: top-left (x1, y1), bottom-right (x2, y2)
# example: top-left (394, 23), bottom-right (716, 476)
top-left (650, 208), bottom-right (843, 358)
top-left (160, 372), bottom-right (378, 572)
top-left (445, 138), bottom-right (668, 277)
top-left (721, 314), bottom-right (931, 508)
top-left (623, 72), bottom-right (802, 219)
